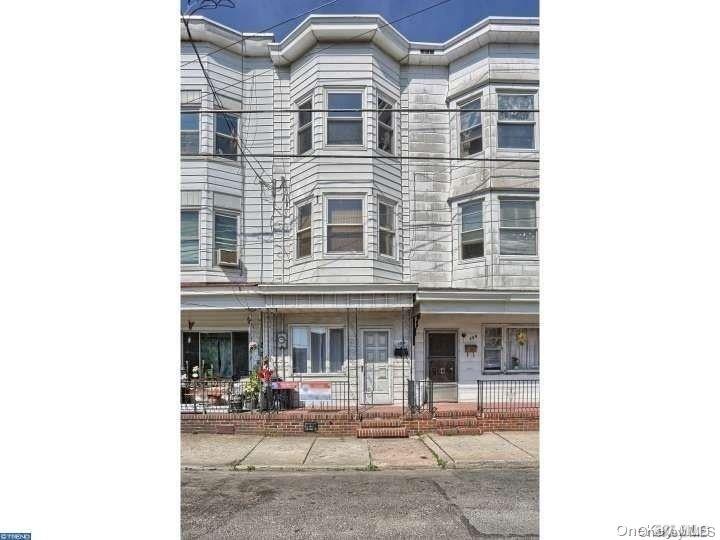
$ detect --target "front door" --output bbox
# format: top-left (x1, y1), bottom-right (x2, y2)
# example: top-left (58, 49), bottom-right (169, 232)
top-left (427, 332), bottom-right (458, 402)
top-left (363, 331), bottom-right (391, 404)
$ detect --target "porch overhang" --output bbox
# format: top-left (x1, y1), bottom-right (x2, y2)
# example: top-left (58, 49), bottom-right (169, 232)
top-left (415, 289), bottom-right (539, 315)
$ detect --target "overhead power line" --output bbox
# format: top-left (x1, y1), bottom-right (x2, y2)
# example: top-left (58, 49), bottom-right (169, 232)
top-left (180, 108), bottom-right (539, 114)
top-left (181, 153), bottom-right (539, 163)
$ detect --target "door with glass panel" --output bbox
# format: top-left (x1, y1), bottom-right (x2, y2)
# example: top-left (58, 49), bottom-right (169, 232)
top-left (363, 331), bottom-right (391, 404)
top-left (427, 332), bottom-right (458, 402)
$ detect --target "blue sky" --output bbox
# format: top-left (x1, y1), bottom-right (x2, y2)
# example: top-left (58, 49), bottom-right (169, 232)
top-left (182, 0), bottom-right (538, 42)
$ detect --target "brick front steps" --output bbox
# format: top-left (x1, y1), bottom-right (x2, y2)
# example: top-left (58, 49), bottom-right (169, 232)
top-left (181, 407), bottom-right (539, 437)
top-left (357, 427), bottom-right (408, 438)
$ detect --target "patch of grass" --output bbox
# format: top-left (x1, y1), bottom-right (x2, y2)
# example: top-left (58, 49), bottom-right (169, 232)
top-left (364, 463), bottom-right (379, 472)
top-left (421, 435), bottom-right (448, 469)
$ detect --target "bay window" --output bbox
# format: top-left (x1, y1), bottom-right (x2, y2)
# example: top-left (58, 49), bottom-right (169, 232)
top-left (181, 89), bottom-right (201, 155)
top-left (214, 213), bottom-right (237, 264)
top-left (459, 97), bottom-right (483, 156)
top-left (377, 97), bottom-right (394, 154)
top-left (498, 94), bottom-right (535, 149)
top-left (296, 202), bottom-right (312, 258)
top-left (327, 92), bottom-right (363, 145)
top-left (215, 111), bottom-right (239, 158)
top-left (292, 326), bottom-right (345, 374)
top-left (297, 99), bottom-right (313, 154)
top-left (326, 198), bottom-right (363, 253)
top-left (499, 199), bottom-right (537, 255)
top-left (461, 200), bottom-right (484, 259)
top-left (378, 201), bottom-right (396, 257)
top-left (181, 210), bottom-right (199, 264)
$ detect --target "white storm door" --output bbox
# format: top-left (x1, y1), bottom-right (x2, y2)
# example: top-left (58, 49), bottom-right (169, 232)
top-left (363, 331), bottom-right (391, 404)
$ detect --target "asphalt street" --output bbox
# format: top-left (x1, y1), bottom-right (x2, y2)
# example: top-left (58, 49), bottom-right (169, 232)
top-left (182, 466), bottom-right (539, 539)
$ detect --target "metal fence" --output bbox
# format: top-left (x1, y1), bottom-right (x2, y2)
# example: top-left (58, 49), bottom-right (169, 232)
top-left (407, 379), bottom-right (434, 414)
top-left (477, 379), bottom-right (539, 416)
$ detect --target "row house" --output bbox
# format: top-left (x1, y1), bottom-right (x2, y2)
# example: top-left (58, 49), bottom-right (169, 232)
top-left (180, 14), bottom-right (539, 405)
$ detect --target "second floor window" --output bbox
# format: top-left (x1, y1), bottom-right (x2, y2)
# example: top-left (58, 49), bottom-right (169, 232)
top-left (461, 200), bottom-right (484, 259)
top-left (215, 112), bottom-right (239, 159)
top-left (327, 199), bottom-right (363, 253)
top-left (378, 201), bottom-right (395, 257)
top-left (500, 199), bottom-right (537, 255)
top-left (181, 210), bottom-right (199, 264)
top-left (460, 97), bottom-right (483, 156)
top-left (327, 92), bottom-right (362, 145)
top-left (498, 94), bottom-right (535, 149)
top-left (296, 203), bottom-right (312, 258)
top-left (297, 99), bottom-right (313, 154)
top-left (181, 104), bottom-right (200, 155)
top-left (377, 97), bottom-right (394, 153)
top-left (214, 213), bottom-right (237, 263)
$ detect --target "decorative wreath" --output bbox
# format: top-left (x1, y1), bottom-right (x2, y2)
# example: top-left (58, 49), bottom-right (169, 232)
top-left (515, 330), bottom-right (528, 346)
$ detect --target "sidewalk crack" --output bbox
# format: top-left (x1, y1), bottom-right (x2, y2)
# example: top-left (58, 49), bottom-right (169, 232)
top-left (301, 436), bottom-right (318, 465)
top-left (493, 432), bottom-right (536, 459)
top-left (233, 435), bottom-right (266, 468)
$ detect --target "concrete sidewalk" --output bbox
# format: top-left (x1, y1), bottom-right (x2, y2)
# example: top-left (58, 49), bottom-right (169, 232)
top-left (181, 432), bottom-right (538, 471)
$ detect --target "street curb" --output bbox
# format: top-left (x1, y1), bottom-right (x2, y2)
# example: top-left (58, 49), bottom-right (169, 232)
top-left (182, 461), bottom-right (538, 472)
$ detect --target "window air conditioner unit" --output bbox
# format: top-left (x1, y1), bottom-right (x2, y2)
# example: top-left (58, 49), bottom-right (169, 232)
top-left (217, 249), bottom-right (238, 267)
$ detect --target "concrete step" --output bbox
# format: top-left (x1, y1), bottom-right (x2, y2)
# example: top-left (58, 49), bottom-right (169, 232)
top-left (360, 418), bottom-right (403, 428)
top-left (357, 427), bottom-right (408, 438)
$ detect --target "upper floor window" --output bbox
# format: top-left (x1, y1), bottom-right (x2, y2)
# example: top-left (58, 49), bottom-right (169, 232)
top-left (378, 201), bottom-right (396, 257)
top-left (327, 92), bottom-right (362, 145)
top-left (181, 90), bottom-right (201, 155)
top-left (327, 198), bottom-right (363, 253)
top-left (498, 94), bottom-right (535, 149)
top-left (297, 99), bottom-right (313, 154)
top-left (461, 200), bottom-right (484, 259)
top-left (499, 199), bottom-right (537, 255)
top-left (215, 111), bottom-right (239, 159)
top-left (377, 97), bottom-right (394, 154)
top-left (296, 202), bottom-right (312, 259)
top-left (460, 97), bottom-right (483, 156)
top-left (214, 213), bottom-right (237, 265)
top-left (181, 210), bottom-right (199, 264)
top-left (292, 326), bottom-right (345, 374)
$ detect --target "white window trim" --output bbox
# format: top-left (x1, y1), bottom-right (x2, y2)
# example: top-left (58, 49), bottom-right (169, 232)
top-left (459, 198), bottom-right (485, 262)
top-left (377, 197), bottom-right (399, 261)
top-left (181, 85), bottom-right (207, 157)
top-left (296, 95), bottom-right (313, 155)
top-left (458, 94), bottom-right (484, 158)
top-left (495, 88), bottom-right (538, 152)
top-left (323, 194), bottom-right (367, 257)
top-left (181, 208), bottom-right (201, 268)
top-left (481, 324), bottom-right (540, 375)
top-left (213, 94), bottom-right (242, 161)
top-left (324, 87), bottom-right (366, 149)
top-left (498, 197), bottom-right (538, 257)
top-left (289, 324), bottom-right (347, 375)
top-left (376, 93), bottom-right (396, 156)
top-left (295, 200), bottom-right (313, 260)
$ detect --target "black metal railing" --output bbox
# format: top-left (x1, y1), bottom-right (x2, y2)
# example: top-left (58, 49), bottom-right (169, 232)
top-left (407, 379), bottom-right (434, 414)
top-left (477, 379), bottom-right (539, 416)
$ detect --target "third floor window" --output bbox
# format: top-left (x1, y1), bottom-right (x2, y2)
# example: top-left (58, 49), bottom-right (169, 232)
top-left (327, 92), bottom-right (363, 145)
top-left (297, 99), bottom-right (313, 154)
top-left (498, 94), bottom-right (535, 149)
top-left (460, 97), bottom-right (483, 156)
top-left (215, 111), bottom-right (239, 159)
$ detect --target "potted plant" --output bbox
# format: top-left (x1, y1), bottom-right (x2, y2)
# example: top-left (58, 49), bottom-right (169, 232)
top-left (245, 371), bottom-right (261, 410)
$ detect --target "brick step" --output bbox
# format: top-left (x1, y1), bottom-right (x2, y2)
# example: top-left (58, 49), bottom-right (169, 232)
top-left (357, 427), bottom-right (408, 438)
top-left (434, 409), bottom-right (479, 418)
top-left (360, 418), bottom-right (403, 428)
top-left (435, 418), bottom-right (479, 428)
top-left (434, 427), bottom-right (483, 436)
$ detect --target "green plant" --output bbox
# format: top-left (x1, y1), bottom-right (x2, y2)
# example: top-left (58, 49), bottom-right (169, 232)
top-left (245, 371), bottom-right (261, 398)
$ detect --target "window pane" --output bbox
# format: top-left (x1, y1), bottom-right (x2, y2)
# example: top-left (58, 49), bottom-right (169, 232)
top-left (378, 99), bottom-right (392, 126)
top-left (215, 134), bottom-right (237, 157)
top-left (328, 199), bottom-right (362, 224)
top-left (297, 126), bottom-right (312, 154)
top-left (215, 113), bottom-right (238, 136)
top-left (461, 239), bottom-right (483, 259)
top-left (329, 329), bottom-right (344, 372)
top-left (379, 203), bottom-right (394, 230)
top-left (500, 229), bottom-right (537, 255)
top-left (181, 132), bottom-right (199, 155)
top-left (484, 327), bottom-right (502, 371)
top-left (327, 119), bottom-right (362, 145)
top-left (298, 100), bottom-right (312, 127)
top-left (181, 109), bottom-right (199, 130)
top-left (498, 123), bottom-right (534, 149)
top-left (460, 135), bottom-right (483, 156)
top-left (297, 229), bottom-right (311, 258)
top-left (181, 210), bottom-right (199, 264)
top-left (182, 332), bottom-right (200, 374)
top-left (508, 328), bottom-right (539, 370)
top-left (328, 93), bottom-right (362, 117)
top-left (214, 214), bottom-right (237, 251)
top-left (292, 327), bottom-right (308, 373)
top-left (428, 333), bottom-right (455, 357)
top-left (311, 329), bottom-right (326, 373)
top-left (462, 201), bottom-right (483, 231)
top-left (498, 94), bottom-right (534, 121)
top-left (483, 349), bottom-right (502, 371)
top-left (298, 203), bottom-right (311, 230)
top-left (460, 98), bottom-right (482, 130)
top-left (327, 225), bottom-right (363, 252)
top-left (500, 200), bottom-right (536, 228)
top-left (200, 333), bottom-right (232, 378)
top-left (379, 230), bottom-right (394, 257)
top-left (378, 124), bottom-right (393, 153)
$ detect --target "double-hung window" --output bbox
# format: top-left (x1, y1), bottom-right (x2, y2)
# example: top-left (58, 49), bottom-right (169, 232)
top-left (181, 96), bottom-right (200, 155)
top-left (377, 97), bottom-right (394, 154)
top-left (499, 199), bottom-right (537, 255)
top-left (460, 200), bottom-right (484, 259)
top-left (498, 94), bottom-right (535, 149)
top-left (459, 97), bottom-right (483, 156)
top-left (327, 92), bottom-right (363, 145)
top-left (181, 210), bottom-right (199, 264)
top-left (214, 213), bottom-right (237, 263)
top-left (292, 326), bottom-right (345, 374)
top-left (215, 111), bottom-right (239, 159)
top-left (326, 199), bottom-right (363, 253)
top-left (483, 327), bottom-right (503, 372)
top-left (297, 99), bottom-right (313, 154)
top-left (296, 203), bottom-right (312, 258)
top-left (378, 201), bottom-right (396, 257)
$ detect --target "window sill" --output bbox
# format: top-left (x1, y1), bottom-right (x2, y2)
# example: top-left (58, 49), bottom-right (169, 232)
top-left (375, 147), bottom-right (397, 158)
top-left (458, 256), bottom-right (486, 265)
top-left (496, 148), bottom-right (538, 153)
top-left (378, 253), bottom-right (400, 264)
top-left (498, 255), bottom-right (538, 261)
top-left (323, 144), bottom-right (366, 151)
top-left (323, 252), bottom-right (367, 259)
top-left (482, 371), bottom-right (539, 376)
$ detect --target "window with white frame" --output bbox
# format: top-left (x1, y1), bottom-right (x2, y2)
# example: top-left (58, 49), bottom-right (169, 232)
top-left (292, 326), bottom-right (345, 373)
top-left (327, 92), bottom-right (363, 145)
top-left (377, 97), bottom-right (394, 154)
top-left (378, 201), bottom-right (396, 257)
top-left (297, 98), bottom-right (313, 154)
top-left (483, 327), bottom-right (539, 373)
top-left (181, 90), bottom-right (201, 155)
top-left (214, 213), bottom-right (237, 262)
top-left (326, 198), bottom-right (363, 253)
top-left (181, 210), bottom-right (199, 264)
top-left (498, 94), bottom-right (535, 149)
top-left (460, 200), bottom-right (484, 259)
top-left (459, 97), bottom-right (483, 156)
top-left (296, 202), bottom-right (312, 258)
top-left (215, 111), bottom-right (239, 159)
top-left (499, 199), bottom-right (537, 255)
